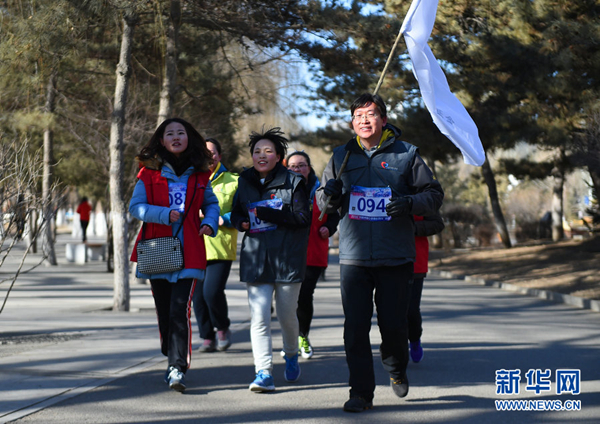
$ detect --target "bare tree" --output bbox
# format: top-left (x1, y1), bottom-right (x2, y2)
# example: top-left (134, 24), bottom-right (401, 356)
top-left (157, 0), bottom-right (181, 126)
top-left (110, 9), bottom-right (139, 311)
top-left (0, 137), bottom-right (62, 314)
top-left (42, 70), bottom-right (59, 265)
top-left (550, 164), bottom-right (565, 241)
top-left (481, 156), bottom-right (512, 248)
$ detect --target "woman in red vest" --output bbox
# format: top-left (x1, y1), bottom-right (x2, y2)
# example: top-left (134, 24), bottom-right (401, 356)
top-left (129, 118), bottom-right (220, 393)
top-left (408, 213), bottom-right (444, 363)
top-left (285, 151), bottom-right (339, 359)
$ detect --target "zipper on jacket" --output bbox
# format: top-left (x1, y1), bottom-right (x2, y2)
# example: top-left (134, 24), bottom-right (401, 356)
top-left (367, 154), bottom-right (374, 261)
top-left (366, 141), bottom-right (393, 261)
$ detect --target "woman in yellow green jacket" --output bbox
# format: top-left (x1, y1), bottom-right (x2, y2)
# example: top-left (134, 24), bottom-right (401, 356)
top-left (193, 138), bottom-right (239, 352)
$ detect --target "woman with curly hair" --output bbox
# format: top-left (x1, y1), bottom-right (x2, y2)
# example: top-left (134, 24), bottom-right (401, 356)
top-left (129, 118), bottom-right (220, 393)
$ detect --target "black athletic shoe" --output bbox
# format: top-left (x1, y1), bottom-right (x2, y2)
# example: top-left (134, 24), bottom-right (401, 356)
top-left (343, 396), bottom-right (373, 412)
top-left (390, 376), bottom-right (409, 398)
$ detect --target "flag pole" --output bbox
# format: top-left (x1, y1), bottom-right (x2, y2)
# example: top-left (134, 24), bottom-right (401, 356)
top-left (319, 26), bottom-right (405, 221)
top-left (374, 28), bottom-right (404, 95)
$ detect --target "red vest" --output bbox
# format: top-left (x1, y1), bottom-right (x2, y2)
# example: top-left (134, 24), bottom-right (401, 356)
top-left (306, 197), bottom-right (329, 267)
top-left (414, 215), bottom-right (429, 274)
top-left (130, 167), bottom-right (211, 271)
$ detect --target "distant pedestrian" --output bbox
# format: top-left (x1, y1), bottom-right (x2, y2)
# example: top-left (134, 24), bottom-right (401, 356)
top-left (231, 127), bottom-right (310, 393)
top-left (285, 151), bottom-right (339, 359)
top-left (193, 138), bottom-right (238, 353)
top-left (76, 197), bottom-right (92, 242)
top-left (14, 193), bottom-right (27, 241)
top-left (407, 213), bottom-right (445, 363)
top-left (316, 93), bottom-right (444, 412)
top-left (129, 118), bottom-right (219, 393)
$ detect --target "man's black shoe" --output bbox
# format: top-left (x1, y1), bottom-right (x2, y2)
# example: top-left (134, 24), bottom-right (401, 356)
top-left (343, 396), bottom-right (373, 412)
top-left (390, 376), bottom-right (409, 398)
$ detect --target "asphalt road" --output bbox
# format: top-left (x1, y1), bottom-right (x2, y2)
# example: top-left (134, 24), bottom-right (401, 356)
top-left (1, 235), bottom-right (598, 423)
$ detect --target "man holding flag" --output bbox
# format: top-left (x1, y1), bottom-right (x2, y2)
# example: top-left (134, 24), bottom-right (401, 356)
top-left (317, 93), bottom-right (444, 412)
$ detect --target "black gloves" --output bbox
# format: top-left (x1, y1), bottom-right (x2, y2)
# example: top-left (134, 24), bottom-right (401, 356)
top-left (255, 206), bottom-right (284, 223)
top-left (323, 178), bottom-right (343, 200)
top-left (386, 197), bottom-right (412, 218)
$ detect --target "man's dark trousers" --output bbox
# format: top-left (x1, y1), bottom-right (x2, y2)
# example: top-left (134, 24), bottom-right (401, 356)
top-left (340, 263), bottom-right (412, 401)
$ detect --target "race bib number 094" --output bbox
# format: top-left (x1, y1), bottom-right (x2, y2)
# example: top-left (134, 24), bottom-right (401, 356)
top-left (348, 186), bottom-right (392, 221)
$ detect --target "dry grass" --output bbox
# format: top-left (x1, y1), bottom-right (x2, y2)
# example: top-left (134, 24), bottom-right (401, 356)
top-left (429, 235), bottom-right (600, 301)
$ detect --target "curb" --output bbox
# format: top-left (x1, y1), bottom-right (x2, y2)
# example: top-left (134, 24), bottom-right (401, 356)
top-left (430, 270), bottom-right (600, 313)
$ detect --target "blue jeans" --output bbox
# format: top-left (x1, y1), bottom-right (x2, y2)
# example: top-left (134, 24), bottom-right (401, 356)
top-left (340, 263), bottom-right (412, 401)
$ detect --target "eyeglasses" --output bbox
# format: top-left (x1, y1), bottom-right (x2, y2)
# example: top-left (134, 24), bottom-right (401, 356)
top-left (352, 112), bottom-right (379, 121)
top-left (288, 164), bottom-right (308, 170)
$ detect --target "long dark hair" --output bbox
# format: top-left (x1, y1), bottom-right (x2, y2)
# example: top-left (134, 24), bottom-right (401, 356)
top-left (137, 118), bottom-right (212, 173)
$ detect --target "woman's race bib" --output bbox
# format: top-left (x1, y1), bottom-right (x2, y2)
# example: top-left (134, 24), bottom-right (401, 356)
top-left (348, 186), bottom-right (392, 221)
top-left (169, 183), bottom-right (187, 212)
top-left (248, 198), bottom-right (283, 233)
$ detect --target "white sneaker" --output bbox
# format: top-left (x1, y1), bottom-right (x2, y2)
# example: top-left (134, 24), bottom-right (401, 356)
top-left (166, 367), bottom-right (186, 393)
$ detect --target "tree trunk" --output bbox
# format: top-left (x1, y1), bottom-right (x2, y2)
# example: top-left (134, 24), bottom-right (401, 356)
top-left (588, 165), bottom-right (600, 206)
top-left (42, 71), bottom-right (58, 265)
top-left (481, 156), bottom-right (512, 248)
top-left (131, 220), bottom-right (147, 285)
top-left (427, 157), bottom-right (438, 180)
top-left (449, 221), bottom-right (462, 248)
top-left (156, 0), bottom-right (180, 126)
top-left (26, 189), bottom-right (38, 254)
top-left (551, 165), bottom-right (565, 241)
top-left (110, 11), bottom-right (137, 312)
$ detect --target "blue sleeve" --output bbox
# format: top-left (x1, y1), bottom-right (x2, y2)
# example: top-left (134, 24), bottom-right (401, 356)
top-left (220, 190), bottom-right (237, 228)
top-left (128, 180), bottom-right (172, 225)
top-left (201, 182), bottom-right (220, 237)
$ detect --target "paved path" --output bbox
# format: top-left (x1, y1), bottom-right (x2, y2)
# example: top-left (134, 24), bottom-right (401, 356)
top-left (1, 235), bottom-right (598, 423)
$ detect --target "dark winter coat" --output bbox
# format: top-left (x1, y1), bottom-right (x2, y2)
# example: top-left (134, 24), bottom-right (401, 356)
top-left (231, 163), bottom-right (310, 284)
top-left (316, 124), bottom-right (444, 266)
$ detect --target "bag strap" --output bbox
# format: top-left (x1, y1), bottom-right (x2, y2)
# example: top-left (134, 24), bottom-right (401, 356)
top-left (141, 174), bottom-right (198, 241)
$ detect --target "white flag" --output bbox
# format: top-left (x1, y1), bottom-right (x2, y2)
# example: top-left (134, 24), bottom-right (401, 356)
top-left (401, 0), bottom-right (485, 166)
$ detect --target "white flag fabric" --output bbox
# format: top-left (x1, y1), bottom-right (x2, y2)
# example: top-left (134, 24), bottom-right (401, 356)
top-left (400, 0), bottom-right (485, 166)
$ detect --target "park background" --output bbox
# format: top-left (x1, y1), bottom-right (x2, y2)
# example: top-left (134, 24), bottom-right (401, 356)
top-left (1, 0), bottom-right (599, 312)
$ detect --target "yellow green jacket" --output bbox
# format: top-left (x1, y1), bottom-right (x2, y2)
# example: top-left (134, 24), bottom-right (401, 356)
top-left (204, 163), bottom-right (239, 260)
